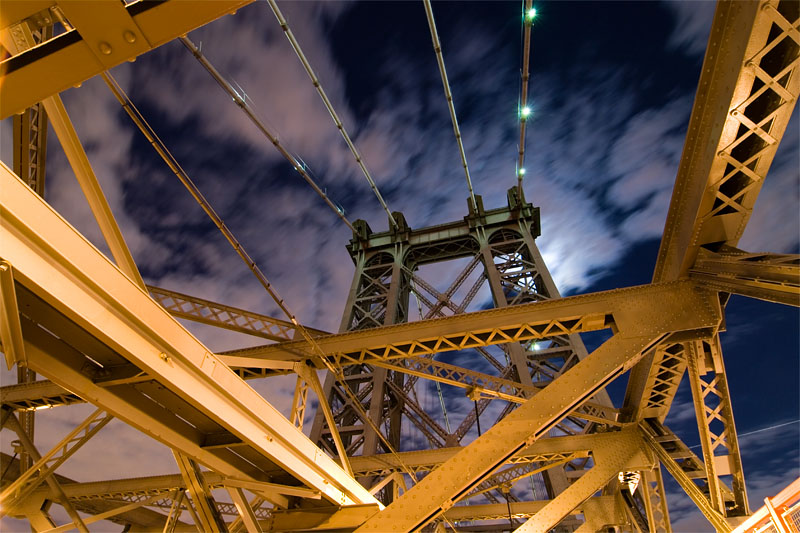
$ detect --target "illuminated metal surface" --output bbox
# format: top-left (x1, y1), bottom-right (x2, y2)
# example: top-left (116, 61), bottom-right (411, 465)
top-left (0, 0), bottom-right (798, 531)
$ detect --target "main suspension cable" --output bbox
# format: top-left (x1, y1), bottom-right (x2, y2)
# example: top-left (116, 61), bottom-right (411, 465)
top-left (517, 1), bottom-right (536, 196)
top-left (179, 36), bottom-right (356, 233)
top-left (422, 0), bottom-right (478, 210)
top-left (103, 71), bottom-right (423, 496)
top-left (267, 0), bottom-right (398, 230)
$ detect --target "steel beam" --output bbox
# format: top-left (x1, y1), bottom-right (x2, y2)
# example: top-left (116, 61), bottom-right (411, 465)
top-left (0, 162), bottom-right (378, 508)
top-left (0, 260), bottom-right (26, 370)
top-left (226, 283), bottom-right (681, 367)
top-left (515, 429), bottom-right (651, 532)
top-left (354, 275), bottom-right (721, 532)
top-left (227, 487), bottom-right (264, 533)
top-left (689, 248), bottom-right (800, 306)
top-left (640, 420), bottom-right (734, 532)
top-left (148, 285), bottom-right (329, 342)
top-left (0, 407), bottom-right (112, 512)
top-left (173, 451), bottom-right (227, 532)
top-left (686, 337), bottom-right (749, 516)
top-left (641, 465), bottom-right (672, 533)
top-left (1, 409), bottom-right (89, 532)
top-left (0, 0), bottom-right (255, 119)
top-left (654, 0), bottom-right (800, 282)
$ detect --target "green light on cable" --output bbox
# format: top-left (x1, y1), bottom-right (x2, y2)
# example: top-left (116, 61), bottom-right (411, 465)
top-left (521, 106), bottom-right (532, 118)
top-left (526, 7), bottom-right (537, 21)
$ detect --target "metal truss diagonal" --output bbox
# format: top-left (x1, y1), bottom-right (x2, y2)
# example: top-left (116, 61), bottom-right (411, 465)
top-left (354, 288), bottom-right (719, 531)
top-left (639, 464), bottom-right (673, 533)
top-left (1, 409), bottom-right (90, 532)
top-left (173, 450), bottom-right (227, 532)
top-left (641, 419), bottom-right (735, 533)
top-left (0, 407), bottom-right (112, 511)
top-left (148, 285), bottom-right (329, 342)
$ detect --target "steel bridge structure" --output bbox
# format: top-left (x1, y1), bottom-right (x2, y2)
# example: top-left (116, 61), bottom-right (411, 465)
top-left (0, 0), bottom-right (799, 531)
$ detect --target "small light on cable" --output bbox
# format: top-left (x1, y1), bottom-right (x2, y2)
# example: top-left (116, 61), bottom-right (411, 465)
top-left (526, 7), bottom-right (537, 21)
top-left (518, 167), bottom-right (526, 177)
top-left (521, 106), bottom-right (532, 118)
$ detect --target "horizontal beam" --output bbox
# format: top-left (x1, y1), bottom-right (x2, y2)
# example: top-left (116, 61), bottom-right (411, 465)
top-left (226, 281), bottom-right (711, 368)
top-left (0, 162), bottom-right (377, 508)
top-left (689, 249), bottom-right (800, 306)
top-left (0, 0), bottom-right (254, 119)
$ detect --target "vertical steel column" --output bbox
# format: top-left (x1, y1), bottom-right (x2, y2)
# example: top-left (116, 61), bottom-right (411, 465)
top-left (10, 23), bottom-right (51, 476)
top-left (686, 336), bottom-right (749, 517)
top-left (641, 465), bottom-right (672, 533)
top-left (310, 232), bottom-right (410, 459)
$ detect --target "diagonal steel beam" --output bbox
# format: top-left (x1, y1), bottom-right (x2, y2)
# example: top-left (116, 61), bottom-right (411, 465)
top-left (1, 409), bottom-right (89, 532)
top-left (148, 285), bottom-right (329, 341)
top-left (0, 407), bottom-right (112, 511)
top-left (654, 0), bottom-right (800, 282)
top-left (354, 283), bottom-right (721, 531)
top-left (640, 420), bottom-right (733, 533)
top-left (0, 162), bottom-right (378, 508)
top-left (173, 451), bottom-right (227, 532)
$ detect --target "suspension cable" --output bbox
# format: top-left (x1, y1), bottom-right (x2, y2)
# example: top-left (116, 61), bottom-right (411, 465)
top-left (266, 0), bottom-right (398, 230)
top-left (422, 0), bottom-right (478, 210)
top-left (179, 36), bottom-right (356, 233)
top-left (517, 0), bottom-right (535, 196)
top-left (103, 71), bottom-right (428, 500)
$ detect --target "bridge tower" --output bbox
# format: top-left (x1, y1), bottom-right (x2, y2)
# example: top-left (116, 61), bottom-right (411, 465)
top-left (309, 187), bottom-right (613, 512)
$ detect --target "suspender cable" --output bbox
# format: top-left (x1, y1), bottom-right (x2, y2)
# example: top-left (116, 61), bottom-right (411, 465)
top-left (267, 0), bottom-right (398, 230)
top-left (101, 72), bottom-right (308, 325)
top-left (517, 0), bottom-right (535, 197)
top-left (103, 72), bottom-right (432, 495)
top-left (422, 0), bottom-right (478, 210)
top-left (179, 37), bottom-right (356, 233)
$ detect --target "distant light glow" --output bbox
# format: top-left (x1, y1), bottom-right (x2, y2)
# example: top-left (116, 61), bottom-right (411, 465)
top-left (526, 7), bottom-right (537, 21)
top-left (532, 342), bottom-right (540, 350)
top-left (521, 106), bottom-right (532, 118)
top-left (518, 168), bottom-right (526, 176)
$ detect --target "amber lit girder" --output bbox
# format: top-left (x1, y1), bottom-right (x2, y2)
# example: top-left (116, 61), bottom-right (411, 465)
top-left (226, 280), bottom-right (710, 369)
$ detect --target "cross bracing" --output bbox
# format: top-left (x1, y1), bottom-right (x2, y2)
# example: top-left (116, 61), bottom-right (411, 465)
top-left (0, 0), bottom-right (799, 532)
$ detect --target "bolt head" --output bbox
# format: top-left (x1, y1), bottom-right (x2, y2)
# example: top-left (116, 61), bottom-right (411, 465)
top-left (98, 41), bottom-right (112, 55)
top-left (123, 30), bottom-right (136, 43)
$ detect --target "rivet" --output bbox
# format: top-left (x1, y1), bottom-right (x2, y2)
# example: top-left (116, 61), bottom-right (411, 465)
top-left (123, 30), bottom-right (136, 43)
top-left (98, 41), bottom-right (112, 55)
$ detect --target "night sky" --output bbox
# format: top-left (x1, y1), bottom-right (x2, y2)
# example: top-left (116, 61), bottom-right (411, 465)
top-left (1, 1), bottom-right (798, 531)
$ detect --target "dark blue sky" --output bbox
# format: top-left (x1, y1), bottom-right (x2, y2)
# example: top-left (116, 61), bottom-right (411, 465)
top-left (1, 1), bottom-right (797, 531)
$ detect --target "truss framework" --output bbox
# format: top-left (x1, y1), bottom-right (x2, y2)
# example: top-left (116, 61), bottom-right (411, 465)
top-left (0, 0), bottom-right (799, 531)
